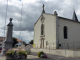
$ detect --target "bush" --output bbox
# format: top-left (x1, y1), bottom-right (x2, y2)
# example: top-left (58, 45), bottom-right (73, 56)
top-left (17, 50), bottom-right (23, 55)
top-left (25, 51), bottom-right (31, 55)
top-left (6, 49), bottom-right (15, 57)
top-left (17, 50), bottom-right (27, 57)
top-left (38, 51), bottom-right (44, 57)
top-left (6, 49), bottom-right (27, 59)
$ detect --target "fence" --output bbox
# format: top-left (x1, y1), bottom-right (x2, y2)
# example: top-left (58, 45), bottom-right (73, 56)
top-left (56, 42), bottom-right (80, 50)
top-left (34, 42), bottom-right (80, 50)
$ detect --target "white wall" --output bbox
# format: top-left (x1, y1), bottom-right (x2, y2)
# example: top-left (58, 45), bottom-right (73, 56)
top-left (58, 17), bottom-right (80, 49)
top-left (34, 13), bottom-right (57, 49)
top-left (15, 42), bottom-right (23, 46)
top-left (34, 15), bottom-right (41, 48)
top-left (44, 14), bottom-right (57, 49)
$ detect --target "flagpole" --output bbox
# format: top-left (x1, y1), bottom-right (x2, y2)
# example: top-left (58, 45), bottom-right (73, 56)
top-left (18, 1), bottom-right (23, 49)
top-left (2, 0), bottom-right (8, 53)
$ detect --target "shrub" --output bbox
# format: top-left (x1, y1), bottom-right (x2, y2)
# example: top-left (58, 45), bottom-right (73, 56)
top-left (38, 51), bottom-right (44, 57)
top-left (23, 52), bottom-right (27, 57)
top-left (25, 51), bottom-right (31, 54)
top-left (6, 49), bottom-right (15, 57)
top-left (17, 50), bottom-right (27, 57)
top-left (17, 50), bottom-right (23, 55)
top-left (6, 49), bottom-right (27, 59)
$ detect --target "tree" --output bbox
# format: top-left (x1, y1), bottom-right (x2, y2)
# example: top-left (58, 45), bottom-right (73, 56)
top-left (12, 37), bottom-right (18, 47)
top-left (23, 41), bottom-right (27, 47)
top-left (29, 40), bottom-right (33, 44)
top-left (23, 41), bottom-right (26, 45)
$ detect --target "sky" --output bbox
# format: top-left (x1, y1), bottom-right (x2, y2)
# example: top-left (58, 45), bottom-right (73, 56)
top-left (0, 0), bottom-right (80, 43)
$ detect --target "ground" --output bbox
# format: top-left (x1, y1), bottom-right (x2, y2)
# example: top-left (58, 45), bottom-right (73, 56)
top-left (0, 52), bottom-right (80, 60)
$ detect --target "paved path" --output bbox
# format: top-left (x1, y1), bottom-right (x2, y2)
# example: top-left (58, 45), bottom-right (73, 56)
top-left (0, 55), bottom-right (50, 60)
top-left (0, 52), bottom-right (80, 60)
top-left (0, 54), bottom-right (5, 57)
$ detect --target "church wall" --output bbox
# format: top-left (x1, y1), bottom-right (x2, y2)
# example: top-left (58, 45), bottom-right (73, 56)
top-left (43, 14), bottom-right (57, 49)
top-left (34, 14), bottom-right (57, 49)
top-left (34, 16), bottom-right (41, 48)
top-left (58, 18), bottom-right (80, 49)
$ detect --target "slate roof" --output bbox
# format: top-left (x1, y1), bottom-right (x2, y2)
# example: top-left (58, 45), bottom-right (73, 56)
top-left (72, 11), bottom-right (78, 22)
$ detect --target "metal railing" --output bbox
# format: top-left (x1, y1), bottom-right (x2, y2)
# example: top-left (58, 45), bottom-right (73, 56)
top-left (34, 42), bottom-right (80, 50)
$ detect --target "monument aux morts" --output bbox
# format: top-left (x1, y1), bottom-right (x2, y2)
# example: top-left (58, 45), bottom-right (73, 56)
top-left (3, 18), bottom-right (13, 54)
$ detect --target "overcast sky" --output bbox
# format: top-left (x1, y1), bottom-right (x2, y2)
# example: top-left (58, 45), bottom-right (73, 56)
top-left (0, 0), bottom-right (80, 43)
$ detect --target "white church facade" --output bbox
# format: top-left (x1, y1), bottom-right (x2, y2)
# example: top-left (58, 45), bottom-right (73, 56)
top-left (34, 4), bottom-right (80, 49)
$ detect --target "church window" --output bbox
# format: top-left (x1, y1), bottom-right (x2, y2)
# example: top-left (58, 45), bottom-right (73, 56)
top-left (64, 26), bottom-right (67, 39)
top-left (41, 24), bottom-right (44, 35)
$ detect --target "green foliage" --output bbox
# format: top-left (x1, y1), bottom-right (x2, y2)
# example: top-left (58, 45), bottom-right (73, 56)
top-left (17, 50), bottom-right (27, 57)
top-left (12, 37), bottom-right (18, 47)
top-left (29, 40), bottom-right (33, 44)
top-left (38, 51), bottom-right (44, 57)
top-left (6, 49), bottom-right (15, 57)
top-left (6, 50), bottom-right (27, 58)
top-left (25, 51), bottom-right (31, 54)
top-left (17, 50), bottom-right (23, 55)
top-left (23, 41), bottom-right (26, 45)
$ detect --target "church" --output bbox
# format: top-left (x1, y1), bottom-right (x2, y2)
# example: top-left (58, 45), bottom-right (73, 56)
top-left (34, 4), bottom-right (80, 49)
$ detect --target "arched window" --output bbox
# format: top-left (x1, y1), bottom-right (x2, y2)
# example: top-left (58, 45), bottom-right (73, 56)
top-left (41, 24), bottom-right (44, 35)
top-left (64, 26), bottom-right (67, 39)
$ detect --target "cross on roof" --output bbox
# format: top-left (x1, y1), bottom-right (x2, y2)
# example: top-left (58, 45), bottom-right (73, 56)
top-left (42, 4), bottom-right (45, 9)
top-left (42, 4), bottom-right (45, 13)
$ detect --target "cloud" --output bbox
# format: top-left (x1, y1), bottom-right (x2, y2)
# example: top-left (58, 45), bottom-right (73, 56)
top-left (0, 0), bottom-right (80, 43)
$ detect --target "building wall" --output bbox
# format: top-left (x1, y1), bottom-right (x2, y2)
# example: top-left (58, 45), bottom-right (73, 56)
top-left (58, 17), bottom-right (80, 49)
top-left (34, 13), bottom-right (57, 49)
top-left (34, 15), bottom-right (41, 48)
top-left (44, 14), bottom-right (57, 49)
top-left (15, 42), bottom-right (23, 47)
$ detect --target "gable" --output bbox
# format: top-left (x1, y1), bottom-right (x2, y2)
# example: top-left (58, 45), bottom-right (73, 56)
top-left (34, 14), bottom-right (42, 26)
top-left (34, 13), bottom-right (55, 26)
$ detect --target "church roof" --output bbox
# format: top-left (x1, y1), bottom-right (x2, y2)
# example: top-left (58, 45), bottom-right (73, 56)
top-left (34, 4), bottom-right (80, 26)
top-left (72, 10), bottom-right (78, 22)
top-left (34, 13), bottom-right (80, 26)
top-left (58, 16), bottom-right (80, 23)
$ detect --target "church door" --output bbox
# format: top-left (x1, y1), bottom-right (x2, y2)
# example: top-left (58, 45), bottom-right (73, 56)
top-left (40, 40), bottom-right (42, 48)
top-left (40, 39), bottom-right (44, 48)
top-left (43, 39), bottom-right (44, 48)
